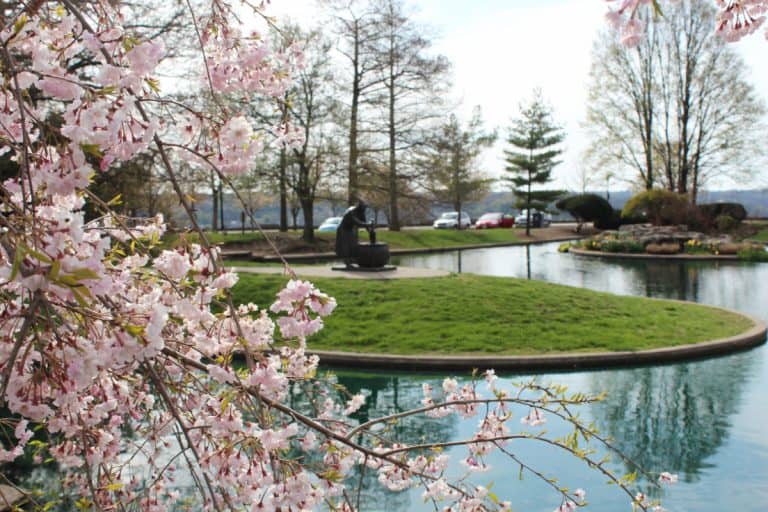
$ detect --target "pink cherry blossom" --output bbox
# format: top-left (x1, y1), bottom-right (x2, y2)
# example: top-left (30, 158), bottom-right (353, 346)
top-left (659, 471), bottom-right (679, 484)
top-left (521, 407), bottom-right (547, 426)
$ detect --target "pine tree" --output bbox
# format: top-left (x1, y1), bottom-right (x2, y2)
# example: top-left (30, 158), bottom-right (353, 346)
top-left (504, 90), bottom-right (565, 235)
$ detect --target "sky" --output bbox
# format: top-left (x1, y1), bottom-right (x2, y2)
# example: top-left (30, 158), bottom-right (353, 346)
top-left (262, 0), bottom-right (768, 192)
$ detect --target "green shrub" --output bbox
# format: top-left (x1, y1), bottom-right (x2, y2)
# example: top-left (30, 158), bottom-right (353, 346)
top-left (623, 240), bottom-right (645, 253)
top-left (581, 239), bottom-right (601, 251)
top-left (738, 246), bottom-right (768, 262)
top-left (698, 202), bottom-right (748, 223)
top-left (715, 214), bottom-right (738, 232)
top-left (621, 190), bottom-right (692, 226)
top-left (600, 240), bottom-right (626, 253)
top-left (556, 194), bottom-right (614, 229)
top-left (594, 211), bottom-right (623, 230)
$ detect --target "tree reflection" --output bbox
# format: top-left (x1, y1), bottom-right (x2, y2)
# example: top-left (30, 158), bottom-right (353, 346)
top-left (589, 352), bottom-right (755, 482)
top-left (332, 371), bottom-right (459, 510)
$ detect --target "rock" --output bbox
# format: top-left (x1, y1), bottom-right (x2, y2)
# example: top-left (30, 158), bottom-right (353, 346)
top-left (645, 242), bottom-right (681, 255)
top-left (716, 242), bottom-right (745, 255)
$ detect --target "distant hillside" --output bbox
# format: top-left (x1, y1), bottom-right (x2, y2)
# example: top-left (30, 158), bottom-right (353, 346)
top-left (173, 189), bottom-right (768, 228)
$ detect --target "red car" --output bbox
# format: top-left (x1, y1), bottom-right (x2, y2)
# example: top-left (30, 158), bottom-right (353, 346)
top-left (474, 212), bottom-right (515, 229)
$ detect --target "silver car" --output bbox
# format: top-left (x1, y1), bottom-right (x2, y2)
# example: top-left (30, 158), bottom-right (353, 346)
top-left (433, 211), bottom-right (472, 229)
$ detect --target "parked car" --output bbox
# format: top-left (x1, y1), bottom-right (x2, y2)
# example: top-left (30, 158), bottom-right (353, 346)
top-left (475, 212), bottom-right (515, 229)
top-left (317, 216), bottom-right (342, 233)
top-left (433, 211), bottom-right (472, 229)
top-left (514, 209), bottom-right (552, 228)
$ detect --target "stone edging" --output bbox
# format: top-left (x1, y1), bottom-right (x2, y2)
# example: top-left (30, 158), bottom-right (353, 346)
top-left (569, 247), bottom-right (740, 261)
top-left (308, 310), bottom-right (767, 372)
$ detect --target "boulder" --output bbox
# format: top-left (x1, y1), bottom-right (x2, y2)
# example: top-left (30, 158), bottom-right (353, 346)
top-left (645, 242), bottom-right (681, 255)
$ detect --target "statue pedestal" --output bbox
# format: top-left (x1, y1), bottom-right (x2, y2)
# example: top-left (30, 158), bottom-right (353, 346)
top-left (356, 243), bottom-right (390, 268)
top-left (332, 242), bottom-right (395, 272)
top-left (331, 265), bottom-right (397, 272)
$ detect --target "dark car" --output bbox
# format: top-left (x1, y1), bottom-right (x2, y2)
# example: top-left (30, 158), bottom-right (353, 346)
top-left (475, 212), bottom-right (515, 229)
top-left (514, 209), bottom-right (552, 228)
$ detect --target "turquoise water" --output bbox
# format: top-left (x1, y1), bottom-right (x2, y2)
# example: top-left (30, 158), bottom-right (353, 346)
top-left (11, 243), bottom-right (767, 511)
top-left (340, 243), bottom-right (768, 511)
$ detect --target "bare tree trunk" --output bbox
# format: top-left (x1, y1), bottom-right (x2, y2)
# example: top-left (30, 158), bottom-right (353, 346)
top-left (387, 73), bottom-right (400, 231)
top-left (210, 171), bottom-right (219, 231)
top-left (218, 185), bottom-right (224, 231)
top-left (279, 147), bottom-right (288, 232)
top-left (347, 23), bottom-right (361, 205)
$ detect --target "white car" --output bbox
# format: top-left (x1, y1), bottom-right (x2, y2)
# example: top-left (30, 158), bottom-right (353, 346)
top-left (514, 209), bottom-right (552, 228)
top-left (433, 211), bottom-right (472, 229)
top-left (317, 216), bottom-right (343, 232)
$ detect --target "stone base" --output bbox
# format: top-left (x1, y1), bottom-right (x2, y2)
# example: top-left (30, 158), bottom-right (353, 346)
top-left (331, 265), bottom-right (397, 273)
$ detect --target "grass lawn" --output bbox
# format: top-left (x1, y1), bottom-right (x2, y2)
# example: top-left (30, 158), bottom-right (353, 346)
top-left (371, 228), bottom-right (520, 249)
top-left (163, 230), bottom-right (271, 247)
top-left (231, 273), bottom-right (752, 355)
top-left (748, 228), bottom-right (768, 243)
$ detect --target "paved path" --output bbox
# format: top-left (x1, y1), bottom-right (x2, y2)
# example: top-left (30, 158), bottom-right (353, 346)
top-left (230, 265), bottom-right (449, 279)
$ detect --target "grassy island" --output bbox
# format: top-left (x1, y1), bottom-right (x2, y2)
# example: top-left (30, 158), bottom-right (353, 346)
top-left (231, 273), bottom-right (753, 355)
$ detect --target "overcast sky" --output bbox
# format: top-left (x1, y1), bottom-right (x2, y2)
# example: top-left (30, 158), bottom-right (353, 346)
top-left (263, 0), bottom-right (768, 191)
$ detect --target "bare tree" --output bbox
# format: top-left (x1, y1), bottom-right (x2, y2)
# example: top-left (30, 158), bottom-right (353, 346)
top-left (321, 0), bottom-right (386, 205)
top-left (585, 9), bottom-right (660, 191)
top-left (284, 26), bottom-right (345, 242)
top-left (418, 107), bottom-right (496, 228)
top-left (367, 0), bottom-right (451, 231)
top-left (586, 0), bottom-right (766, 202)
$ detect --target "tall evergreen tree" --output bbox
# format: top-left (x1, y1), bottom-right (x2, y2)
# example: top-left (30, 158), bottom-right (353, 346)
top-left (504, 90), bottom-right (564, 235)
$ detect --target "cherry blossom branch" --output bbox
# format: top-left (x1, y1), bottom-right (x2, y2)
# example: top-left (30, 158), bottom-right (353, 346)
top-left (182, 0), bottom-right (219, 107)
top-left (346, 393), bottom-right (600, 439)
top-left (495, 437), bottom-right (649, 511)
top-left (0, 292), bottom-right (42, 402)
top-left (159, 347), bottom-right (475, 499)
top-left (144, 362), bottom-right (224, 512)
top-left (0, 45), bottom-right (36, 215)
top-left (497, 446), bottom-right (584, 510)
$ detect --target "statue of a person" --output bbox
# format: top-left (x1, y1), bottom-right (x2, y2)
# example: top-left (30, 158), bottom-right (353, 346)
top-left (335, 200), bottom-right (370, 267)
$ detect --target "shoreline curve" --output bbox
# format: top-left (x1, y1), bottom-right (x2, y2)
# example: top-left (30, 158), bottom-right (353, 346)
top-left (309, 310), bottom-right (767, 372)
top-left (569, 247), bottom-right (740, 261)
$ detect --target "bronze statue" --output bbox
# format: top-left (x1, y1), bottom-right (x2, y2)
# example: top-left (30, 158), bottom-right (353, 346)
top-left (334, 200), bottom-right (392, 270)
top-left (335, 200), bottom-right (371, 267)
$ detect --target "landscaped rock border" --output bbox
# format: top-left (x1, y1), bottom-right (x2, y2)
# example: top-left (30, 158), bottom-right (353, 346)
top-left (569, 247), bottom-right (739, 261)
top-left (310, 309), bottom-right (766, 371)
top-left (572, 224), bottom-right (766, 259)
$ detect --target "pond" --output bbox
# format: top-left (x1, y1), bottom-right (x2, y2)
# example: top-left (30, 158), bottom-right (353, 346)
top-left (332, 242), bottom-right (768, 511)
top-left (9, 243), bottom-right (767, 511)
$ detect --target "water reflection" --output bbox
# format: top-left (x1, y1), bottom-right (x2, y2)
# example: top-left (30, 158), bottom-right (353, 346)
top-left (590, 351), bottom-right (754, 482)
top-left (330, 371), bottom-right (459, 511)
